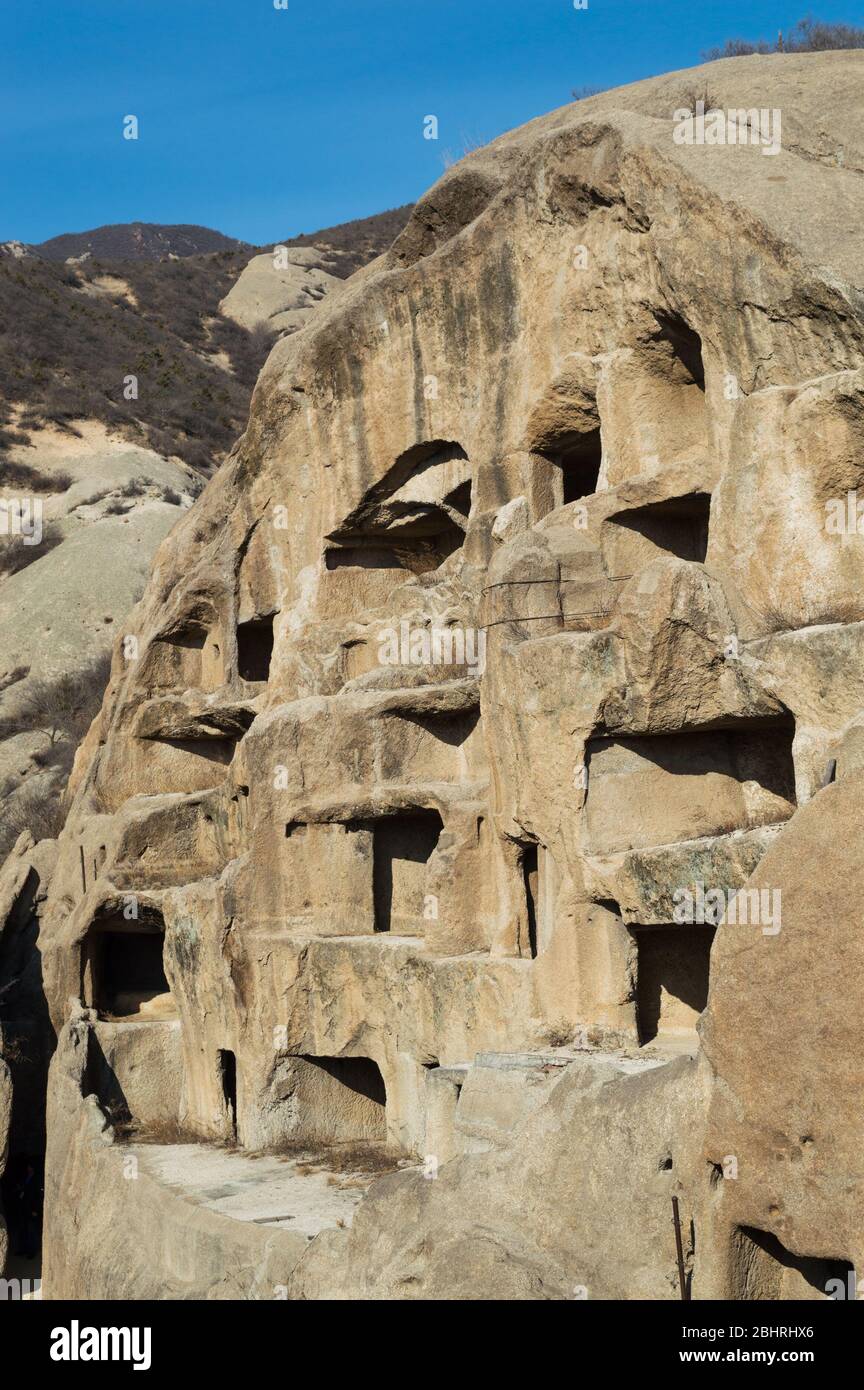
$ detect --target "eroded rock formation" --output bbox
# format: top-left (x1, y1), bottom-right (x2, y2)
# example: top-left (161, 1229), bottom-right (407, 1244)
top-left (19, 51), bottom-right (864, 1299)
top-left (219, 246), bottom-right (345, 335)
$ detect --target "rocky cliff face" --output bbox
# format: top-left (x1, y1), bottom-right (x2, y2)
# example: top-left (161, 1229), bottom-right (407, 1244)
top-left (16, 51), bottom-right (864, 1299)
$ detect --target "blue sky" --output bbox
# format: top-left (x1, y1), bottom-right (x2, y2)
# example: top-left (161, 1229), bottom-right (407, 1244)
top-left (2, 0), bottom-right (861, 245)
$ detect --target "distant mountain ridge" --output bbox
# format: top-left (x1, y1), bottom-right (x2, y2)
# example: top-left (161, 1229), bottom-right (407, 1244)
top-left (27, 206), bottom-right (414, 265)
top-left (32, 222), bottom-right (252, 262)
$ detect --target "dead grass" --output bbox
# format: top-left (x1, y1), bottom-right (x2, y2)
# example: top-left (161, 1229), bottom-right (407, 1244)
top-left (679, 85), bottom-right (723, 113)
top-left (16, 652), bottom-right (112, 746)
top-left (119, 1119), bottom-right (204, 1145)
top-left (754, 597), bottom-right (864, 635)
top-left (274, 1140), bottom-right (405, 1178)
top-left (0, 778), bottom-right (69, 858)
top-left (571, 84), bottom-right (610, 100)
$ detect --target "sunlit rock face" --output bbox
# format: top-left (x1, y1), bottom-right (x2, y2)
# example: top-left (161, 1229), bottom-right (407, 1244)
top-left (27, 51), bottom-right (864, 1299)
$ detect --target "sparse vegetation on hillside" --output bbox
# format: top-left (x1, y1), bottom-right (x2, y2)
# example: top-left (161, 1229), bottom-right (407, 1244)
top-left (571, 85), bottom-right (609, 100)
top-left (0, 520), bottom-right (63, 578)
top-left (0, 206), bottom-right (414, 474)
top-left (0, 460), bottom-right (73, 491)
top-left (0, 253), bottom-right (262, 472)
top-left (0, 779), bottom-right (69, 854)
top-left (19, 657), bottom-right (112, 749)
top-left (704, 15), bottom-right (864, 59)
top-left (0, 652), bottom-right (113, 857)
top-left (275, 205), bottom-right (413, 276)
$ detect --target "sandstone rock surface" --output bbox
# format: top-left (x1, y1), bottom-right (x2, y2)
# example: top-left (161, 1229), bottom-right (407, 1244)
top-left (219, 248), bottom-right (345, 334)
top-left (18, 51), bottom-right (864, 1300)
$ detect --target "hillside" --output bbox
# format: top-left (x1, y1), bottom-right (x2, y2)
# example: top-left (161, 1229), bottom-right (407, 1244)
top-left (277, 205), bottom-right (416, 275)
top-left (0, 206), bottom-right (413, 476)
top-left (0, 252), bottom-right (258, 474)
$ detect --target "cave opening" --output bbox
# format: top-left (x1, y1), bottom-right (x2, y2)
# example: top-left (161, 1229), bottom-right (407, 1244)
top-left (540, 428), bottom-right (603, 505)
top-left (325, 440), bottom-right (471, 575)
top-left (631, 925), bottom-right (714, 1045)
top-left (219, 1049), bottom-right (237, 1139)
top-left (82, 912), bottom-right (171, 1021)
top-left (237, 615), bottom-right (274, 683)
top-left (521, 843), bottom-right (539, 959)
top-left (372, 811), bottom-right (443, 933)
top-left (607, 492), bottom-right (711, 565)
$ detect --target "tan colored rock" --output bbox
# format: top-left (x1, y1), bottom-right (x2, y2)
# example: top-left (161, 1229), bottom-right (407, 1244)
top-left (700, 773), bottom-right (864, 1293)
top-left (27, 50), bottom-right (864, 1300)
top-left (219, 249), bottom-right (344, 334)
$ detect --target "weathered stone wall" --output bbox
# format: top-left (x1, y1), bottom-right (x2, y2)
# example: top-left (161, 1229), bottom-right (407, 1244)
top-left (30, 51), bottom-right (864, 1298)
top-left (43, 1021), bottom-right (307, 1299)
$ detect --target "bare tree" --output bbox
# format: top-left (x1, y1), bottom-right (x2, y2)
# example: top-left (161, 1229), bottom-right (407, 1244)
top-left (22, 653), bottom-right (112, 746)
top-left (703, 16), bottom-right (864, 61)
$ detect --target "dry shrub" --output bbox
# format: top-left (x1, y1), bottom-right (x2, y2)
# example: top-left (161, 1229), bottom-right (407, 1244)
top-left (0, 651), bottom-right (113, 856)
top-left (0, 520), bottom-right (63, 578)
top-left (704, 17), bottom-right (864, 60)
